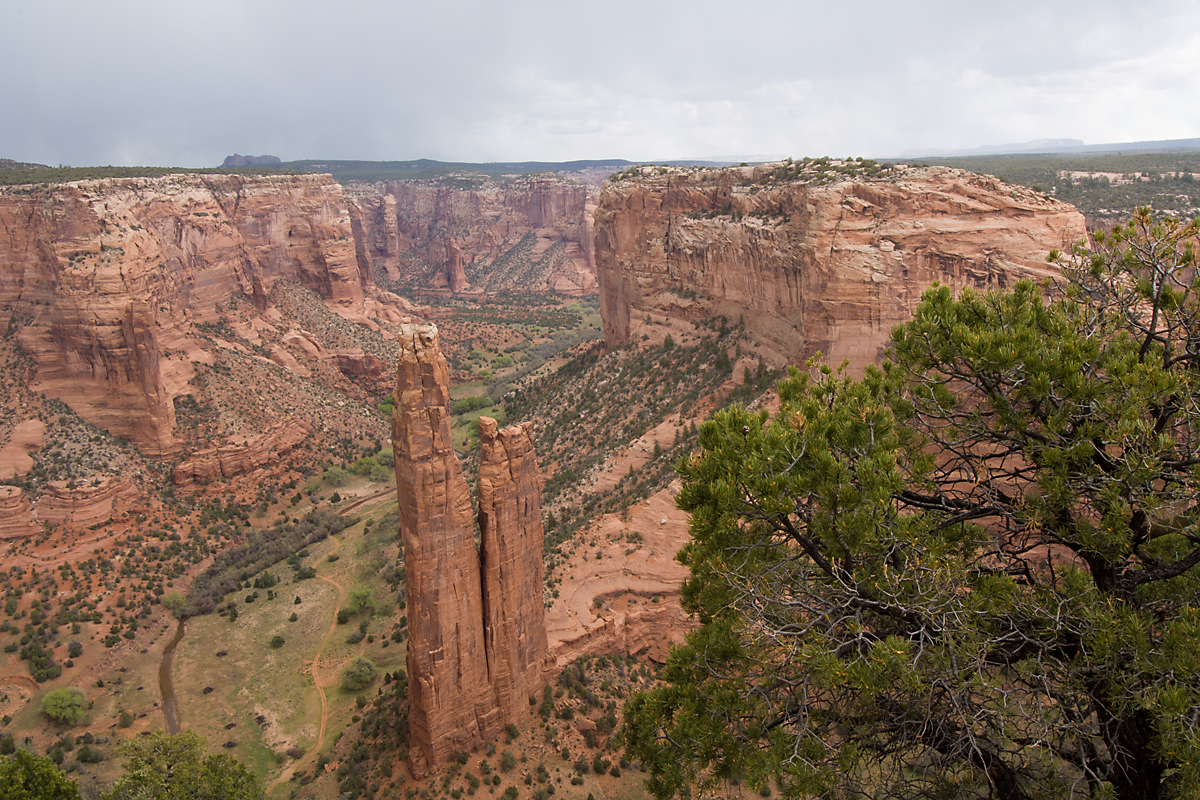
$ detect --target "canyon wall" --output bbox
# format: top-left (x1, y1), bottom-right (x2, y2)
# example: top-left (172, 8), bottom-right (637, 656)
top-left (351, 175), bottom-right (597, 296)
top-left (393, 322), bottom-right (546, 777)
top-left (0, 173), bottom-right (377, 458)
top-left (595, 163), bottom-right (1086, 367)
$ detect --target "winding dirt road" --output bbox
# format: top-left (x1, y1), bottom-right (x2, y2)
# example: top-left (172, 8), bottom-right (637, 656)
top-left (264, 537), bottom-right (347, 795)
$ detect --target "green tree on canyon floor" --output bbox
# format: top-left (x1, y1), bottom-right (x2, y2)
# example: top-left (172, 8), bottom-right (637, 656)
top-left (40, 689), bottom-right (86, 725)
top-left (0, 750), bottom-right (80, 800)
top-left (101, 731), bottom-right (260, 800)
top-left (624, 210), bottom-right (1200, 800)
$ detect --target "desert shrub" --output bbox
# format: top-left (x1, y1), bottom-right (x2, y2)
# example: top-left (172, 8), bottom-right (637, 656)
top-left (268, 636), bottom-right (285, 649)
top-left (341, 656), bottom-right (377, 691)
top-left (42, 687), bottom-right (86, 724)
top-left (78, 744), bottom-right (105, 763)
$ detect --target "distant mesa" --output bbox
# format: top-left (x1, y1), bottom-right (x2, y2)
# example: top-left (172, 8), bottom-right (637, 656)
top-left (221, 153), bottom-right (282, 168)
top-left (897, 136), bottom-right (1200, 159)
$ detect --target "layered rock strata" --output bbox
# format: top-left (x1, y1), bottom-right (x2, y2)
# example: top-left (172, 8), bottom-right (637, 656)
top-left (171, 418), bottom-right (312, 486)
top-left (0, 173), bottom-right (376, 457)
top-left (352, 175), bottom-right (597, 295)
top-left (0, 486), bottom-right (39, 539)
top-left (393, 323), bottom-right (545, 777)
top-left (35, 477), bottom-right (138, 529)
top-left (596, 163), bottom-right (1086, 367)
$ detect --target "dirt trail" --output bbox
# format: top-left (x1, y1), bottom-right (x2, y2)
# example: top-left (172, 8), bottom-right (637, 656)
top-left (264, 537), bottom-right (347, 795)
top-left (0, 675), bottom-right (39, 693)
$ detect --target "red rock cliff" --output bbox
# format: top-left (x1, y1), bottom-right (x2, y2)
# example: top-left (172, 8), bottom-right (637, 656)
top-left (0, 173), bottom-right (373, 457)
top-left (595, 163), bottom-right (1086, 367)
top-left (393, 323), bottom-right (546, 777)
top-left (352, 175), bottom-right (596, 295)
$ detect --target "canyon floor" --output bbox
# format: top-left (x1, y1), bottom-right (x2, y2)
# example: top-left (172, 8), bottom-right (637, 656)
top-left (0, 282), bottom-right (775, 800)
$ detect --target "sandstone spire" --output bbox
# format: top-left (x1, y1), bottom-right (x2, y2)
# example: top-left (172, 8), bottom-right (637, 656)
top-left (393, 323), bottom-right (546, 777)
top-left (478, 417), bottom-right (548, 723)
top-left (393, 322), bottom-right (499, 776)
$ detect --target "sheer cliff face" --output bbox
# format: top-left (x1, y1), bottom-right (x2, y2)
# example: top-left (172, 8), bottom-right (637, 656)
top-left (393, 323), bottom-right (546, 777)
top-left (0, 174), bottom-right (372, 457)
top-left (353, 176), bottom-right (597, 295)
top-left (595, 164), bottom-right (1086, 367)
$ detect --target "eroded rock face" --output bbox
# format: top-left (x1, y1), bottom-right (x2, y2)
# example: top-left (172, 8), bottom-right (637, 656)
top-left (394, 322), bottom-right (500, 776)
top-left (478, 417), bottom-right (548, 722)
top-left (595, 164), bottom-right (1086, 367)
top-left (35, 477), bottom-right (138, 529)
top-left (0, 173), bottom-right (373, 458)
top-left (352, 176), bottom-right (597, 296)
top-left (0, 486), bottom-right (39, 540)
top-left (0, 420), bottom-right (46, 481)
top-left (172, 417), bottom-right (312, 486)
top-left (393, 323), bottom-right (546, 777)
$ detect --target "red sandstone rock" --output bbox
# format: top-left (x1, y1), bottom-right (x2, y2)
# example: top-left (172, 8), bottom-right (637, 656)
top-left (329, 348), bottom-right (387, 379)
top-left (394, 322), bottom-right (500, 777)
top-left (267, 345), bottom-right (310, 377)
top-left (0, 486), bottom-right (39, 539)
top-left (395, 326), bottom-right (548, 777)
top-left (0, 419), bottom-right (46, 480)
top-left (35, 477), bottom-right (137, 529)
top-left (352, 176), bottom-right (596, 295)
top-left (443, 237), bottom-right (468, 293)
top-left (172, 417), bottom-right (311, 486)
top-left (595, 164), bottom-right (1086, 369)
top-left (477, 417), bottom-right (548, 723)
top-left (0, 174), bottom-right (372, 458)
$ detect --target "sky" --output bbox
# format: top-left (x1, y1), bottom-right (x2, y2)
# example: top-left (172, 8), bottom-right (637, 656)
top-left (3, 0), bottom-right (1199, 167)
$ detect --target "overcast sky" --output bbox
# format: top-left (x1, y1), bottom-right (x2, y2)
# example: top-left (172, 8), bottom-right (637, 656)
top-left (3, 0), bottom-right (1198, 167)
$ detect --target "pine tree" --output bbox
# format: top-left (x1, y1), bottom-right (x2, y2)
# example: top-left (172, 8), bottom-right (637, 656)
top-left (624, 211), bottom-right (1200, 800)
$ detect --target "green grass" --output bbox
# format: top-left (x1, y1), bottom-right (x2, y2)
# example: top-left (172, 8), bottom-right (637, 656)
top-left (449, 380), bottom-right (491, 399)
top-left (169, 491), bottom-right (403, 789)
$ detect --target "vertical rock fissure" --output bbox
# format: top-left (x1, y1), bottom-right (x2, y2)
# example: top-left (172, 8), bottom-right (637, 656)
top-left (479, 519), bottom-right (494, 685)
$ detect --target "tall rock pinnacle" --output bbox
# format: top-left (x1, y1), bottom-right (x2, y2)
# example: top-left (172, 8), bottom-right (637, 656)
top-left (478, 418), bottom-right (549, 723)
top-left (392, 322), bottom-right (546, 777)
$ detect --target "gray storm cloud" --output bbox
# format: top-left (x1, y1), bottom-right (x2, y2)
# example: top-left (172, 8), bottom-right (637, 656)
top-left (2, 0), bottom-right (1197, 165)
